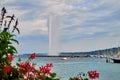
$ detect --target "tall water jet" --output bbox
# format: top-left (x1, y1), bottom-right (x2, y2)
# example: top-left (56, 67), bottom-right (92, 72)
top-left (48, 13), bottom-right (61, 56)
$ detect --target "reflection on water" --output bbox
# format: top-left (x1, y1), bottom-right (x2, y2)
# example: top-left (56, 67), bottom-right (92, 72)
top-left (13, 57), bottom-right (120, 80)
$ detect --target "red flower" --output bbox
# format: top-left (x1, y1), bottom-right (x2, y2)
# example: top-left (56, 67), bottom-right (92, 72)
top-left (5, 65), bottom-right (11, 73)
top-left (7, 54), bottom-right (13, 62)
top-left (39, 66), bottom-right (51, 75)
top-left (88, 70), bottom-right (99, 79)
top-left (20, 61), bottom-right (30, 69)
top-left (39, 63), bottom-right (53, 75)
top-left (95, 72), bottom-right (99, 78)
top-left (29, 53), bottom-right (36, 59)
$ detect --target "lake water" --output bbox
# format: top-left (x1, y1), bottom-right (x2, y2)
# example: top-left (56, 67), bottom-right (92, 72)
top-left (13, 57), bottom-right (120, 80)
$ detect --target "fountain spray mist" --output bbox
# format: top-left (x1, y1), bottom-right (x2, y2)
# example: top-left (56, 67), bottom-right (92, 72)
top-left (48, 13), bottom-right (61, 56)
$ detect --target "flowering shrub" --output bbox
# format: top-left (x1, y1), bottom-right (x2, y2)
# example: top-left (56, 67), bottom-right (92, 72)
top-left (0, 53), bottom-right (60, 80)
top-left (17, 53), bottom-right (60, 80)
top-left (69, 70), bottom-right (99, 80)
top-left (0, 6), bottom-right (19, 79)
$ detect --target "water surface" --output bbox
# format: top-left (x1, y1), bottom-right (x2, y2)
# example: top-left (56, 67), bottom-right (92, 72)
top-left (13, 57), bottom-right (120, 80)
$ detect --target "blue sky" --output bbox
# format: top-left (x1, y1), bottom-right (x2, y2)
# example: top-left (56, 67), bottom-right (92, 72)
top-left (1, 0), bottom-right (120, 54)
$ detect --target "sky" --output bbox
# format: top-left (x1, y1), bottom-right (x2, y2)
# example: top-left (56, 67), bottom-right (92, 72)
top-left (1, 0), bottom-right (120, 54)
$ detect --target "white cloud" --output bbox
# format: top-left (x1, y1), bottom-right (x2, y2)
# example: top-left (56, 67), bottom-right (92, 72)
top-left (0, 0), bottom-right (15, 5)
top-left (63, 26), bottom-right (107, 37)
top-left (6, 7), bottom-right (29, 19)
top-left (19, 19), bottom-right (48, 36)
top-left (39, 0), bottom-right (74, 15)
top-left (69, 0), bottom-right (82, 3)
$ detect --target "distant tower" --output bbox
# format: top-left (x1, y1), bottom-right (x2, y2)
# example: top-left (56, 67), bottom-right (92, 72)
top-left (48, 13), bottom-right (60, 56)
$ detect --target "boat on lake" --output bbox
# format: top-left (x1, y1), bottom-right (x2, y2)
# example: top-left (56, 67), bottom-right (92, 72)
top-left (61, 57), bottom-right (67, 60)
top-left (111, 50), bottom-right (120, 63)
top-left (112, 57), bottom-right (120, 63)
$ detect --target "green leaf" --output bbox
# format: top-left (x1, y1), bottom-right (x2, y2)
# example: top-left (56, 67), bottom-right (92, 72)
top-left (50, 73), bottom-right (56, 78)
top-left (6, 16), bottom-right (15, 20)
top-left (8, 45), bottom-right (17, 53)
top-left (16, 28), bottom-right (20, 34)
top-left (6, 16), bottom-right (12, 18)
top-left (10, 38), bottom-right (19, 44)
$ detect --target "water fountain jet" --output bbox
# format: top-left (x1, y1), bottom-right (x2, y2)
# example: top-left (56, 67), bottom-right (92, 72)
top-left (48, 13), bottom-right (61, 56)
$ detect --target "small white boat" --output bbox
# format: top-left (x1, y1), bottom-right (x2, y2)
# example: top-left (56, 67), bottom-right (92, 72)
top-left (61, 57), bottom-right (67, 60)
top-left (111, 50), bottom-right (120, 63)
top-left (111, 57), bottom-right (120, 63)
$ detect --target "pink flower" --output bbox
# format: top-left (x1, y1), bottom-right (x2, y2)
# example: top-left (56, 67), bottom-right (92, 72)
top-left (29, 53), bottom-right (36, 59)
top-left (5, 65), bottom-right (11, 73)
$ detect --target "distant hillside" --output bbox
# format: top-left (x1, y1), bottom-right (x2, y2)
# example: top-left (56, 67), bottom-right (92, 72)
top-left (60, 47), bottom-right (120, 56)
top-left (17, 47), bottom-right (120, 57)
